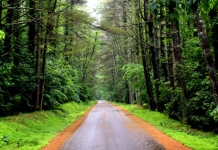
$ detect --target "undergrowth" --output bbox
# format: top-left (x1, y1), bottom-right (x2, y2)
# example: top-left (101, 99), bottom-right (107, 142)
top-left (0, 101), bottom-right (96, 150)
top-left (113, 102), bottom-right (218, 150)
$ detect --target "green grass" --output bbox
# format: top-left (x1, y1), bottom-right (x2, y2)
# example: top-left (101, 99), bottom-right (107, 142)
top-left (112, 102), bottom-right (218, 150)
top-left (0, 101), bottom-right (96, 150)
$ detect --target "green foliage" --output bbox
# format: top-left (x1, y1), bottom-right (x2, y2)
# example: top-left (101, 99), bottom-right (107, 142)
top-left (101, 92), bottom-right (113, 100)
top-left (164, 87), bottom-right (183, 120)
top-left (0, 101), bottom-right (96, 150)
top-left (97, 0), bottom-right (218, 134)
top-left (122, 63), bottom-right (145, 91)
top-left (0, 0), bottom-right (99, 115)
top-left (43, 59), bottom-right (81, 109)
top-left (0, 49), bottom-right (35, 115)
top-left (180, 20), bottom-right (218, 131)
top-left (79, 84), bottom-right (93, 102)
top-left (99, 22), bottom-right (133, 36)
top-left (0, 62), bottom-right (14, 88)
top-left (114, 102), bottom-right (218, 150)
top-left (187, 0), bottom-right (218, 20)
top-left (211, 106), bottom-right (218, 120)
top-left (138, 90), bottom-right (148, 103)
top-left (0, 30), bottom-right (5, 40)
top-left (186, 77), bottom-right (218, 131)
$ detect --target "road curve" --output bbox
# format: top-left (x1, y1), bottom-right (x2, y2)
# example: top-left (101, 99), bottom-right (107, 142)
top-left (59, 100), bottom-right (165, 150)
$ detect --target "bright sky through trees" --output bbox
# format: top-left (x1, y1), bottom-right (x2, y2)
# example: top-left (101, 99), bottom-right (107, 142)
top-left (85, 0), bottom-right (103, 20)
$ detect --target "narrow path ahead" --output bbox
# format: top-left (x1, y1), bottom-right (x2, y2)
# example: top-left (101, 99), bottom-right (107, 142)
top-left (60, 100), bottom-right (165, 150)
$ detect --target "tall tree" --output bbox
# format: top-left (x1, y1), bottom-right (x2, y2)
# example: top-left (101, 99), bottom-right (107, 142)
top-left (40, 0), bottom-right (57, 109)
top-left (191, 1), bottom-right (218, 106)
top-left (138, 0), bottom-right (155, 110)
top-left (35, 0), bottom-right (43, 110)
top-left (2, 0), bottom-right (15, 60)
top-left (28, 0), bottom-right (36, 55)
top-left (168, 0), bottom-right (187, 123)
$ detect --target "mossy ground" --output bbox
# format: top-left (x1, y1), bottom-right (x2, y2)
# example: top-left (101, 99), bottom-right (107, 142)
top-left (113, 102), bottom-right (218, 150)
top-left (0, 101), bottom-right (96, 150)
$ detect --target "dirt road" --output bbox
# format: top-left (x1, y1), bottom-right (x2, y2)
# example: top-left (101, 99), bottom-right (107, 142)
top-left (59, 100), bottom-right (165, 150)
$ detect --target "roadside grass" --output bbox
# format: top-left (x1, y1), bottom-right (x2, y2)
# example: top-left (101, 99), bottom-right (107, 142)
top-left (0, 101), bottom-right (96, 150)
top-left (113, 102), bottom-right (218, 150)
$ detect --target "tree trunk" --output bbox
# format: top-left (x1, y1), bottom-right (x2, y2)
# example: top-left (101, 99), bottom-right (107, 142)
top-left (0, 0), bottom-right (2, 30)
top-left (3, 0), bottom-right (14, 59)
top-left (13, 1), bottom-right (21, 66)
top-left (169, 1), bottom-right (187, 123)
top-left (193, 8), bottom-right (218, 105)
top-left (28, 0), bottom-right (36, 55)
top-left (35, 0), bottom-right (42, 110)
top-left (143, 0), bottom-right (160, 111)
top-left (138, 22), bottom-right (155, 110)
top-left (128, 84), bottom-right (134, 104)
top-left (169, 40), bottom-right (175, 88)
top-left (160, 8), bottom-right (169, 82)
top-left (141, 47), bottom-right (155, 110)
top-left (40, 0), bottom-right (57, 110)
top-left (136, 0), bottom-right (155, 110)
top-left (209, 9), bottom-right (218, 70)
top-left (81, 32), bottom-right (98, 83)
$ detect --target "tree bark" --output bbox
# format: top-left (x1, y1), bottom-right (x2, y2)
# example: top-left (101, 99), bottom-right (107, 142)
top-left (81, 32), bottom-right (98, 83)
top-left (169, 40), bottom-right (175, 88)
top-left (0, 0), bottom-right (2, 30)
top-left (143, 0), bottom-right (160, 111)
top-left (160, 8), bottom-right (169, 82)
top-left (141, 47), bottom-right (155, 110)
top-left (13, 0), bottom-right (21, 66)
top-left (209, 9), bottom-right (218, 70)
top-left (35, 0), bottom-right (42, 110)
top-left (3, 0), bottom-right (14, 59)
top-left (193, 8), bottom-right (218, 105)
top-left (137, 15), bottom-right (155, 110)
top-left (28, 0), bottom-right (36, 55)
top-left (40, 0), bottom-right (57, 110)
top-left (169, 1), bottom-right (187, 123)
top-left (135, 0), bottom-right (155, 110)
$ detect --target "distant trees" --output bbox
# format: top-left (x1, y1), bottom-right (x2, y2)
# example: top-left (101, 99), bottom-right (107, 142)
top-left (98, 0), bottom-right (218, 132)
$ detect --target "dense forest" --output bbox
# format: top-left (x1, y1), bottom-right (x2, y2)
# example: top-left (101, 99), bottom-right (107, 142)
top-left (1, 0), bottom-right (218, 133)
top-left (0, 0), bottom-right (98, 115)
top-left (96, 0), bottom-right (218, 133)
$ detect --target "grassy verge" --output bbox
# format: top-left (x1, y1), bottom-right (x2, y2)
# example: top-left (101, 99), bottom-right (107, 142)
top-left (0, 101), bottom-right (96, 150)
top-left (112, 102), bottom-right (218, 150)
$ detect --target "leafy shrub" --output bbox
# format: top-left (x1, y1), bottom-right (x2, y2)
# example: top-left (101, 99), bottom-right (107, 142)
top-left (43, 59), bottom-right (81, 109)
top-left (187, 90), bottom-right (218, 132)
top-left (164, 87), bottom-right (183, 120)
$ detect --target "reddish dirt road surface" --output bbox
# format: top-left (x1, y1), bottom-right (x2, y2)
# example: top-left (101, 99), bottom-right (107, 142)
top-left (42, 101), bottom-right (191, 150)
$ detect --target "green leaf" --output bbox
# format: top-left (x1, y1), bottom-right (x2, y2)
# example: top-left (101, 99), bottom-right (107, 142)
top-left (199, 11), bottom-right (207, 21)
top-left (0, 30), bottom-right (5, 40)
